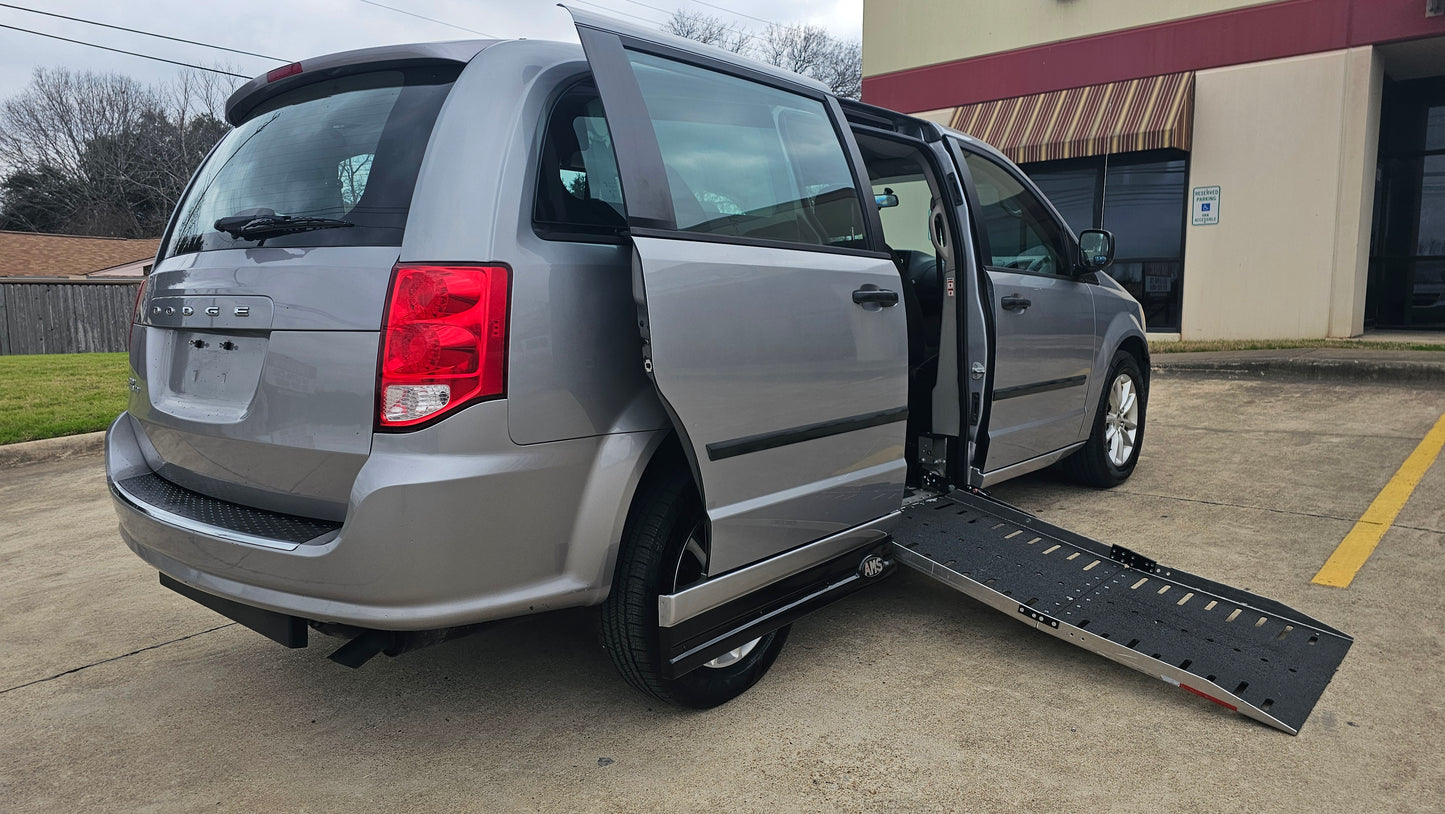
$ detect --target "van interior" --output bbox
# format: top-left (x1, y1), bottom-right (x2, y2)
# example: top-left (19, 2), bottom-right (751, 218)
top-left (852, 130), bottom-right (961, 487)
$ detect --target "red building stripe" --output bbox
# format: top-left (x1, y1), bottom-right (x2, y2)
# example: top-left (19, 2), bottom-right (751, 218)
top-left (863, 0), bottom-right (1445, 114)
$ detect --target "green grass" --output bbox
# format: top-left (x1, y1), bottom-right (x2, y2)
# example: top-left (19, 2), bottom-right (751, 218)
top-left (2, 339), bottom-right (1439, 444)
top-left (1151, 338), bottom-right (1445, 354)
top-left (0, 352), bottom-right (130, 445)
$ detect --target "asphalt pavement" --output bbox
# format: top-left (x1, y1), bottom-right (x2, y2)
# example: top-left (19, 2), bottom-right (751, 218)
top-left (1, 371), bottom-right (1442, 812)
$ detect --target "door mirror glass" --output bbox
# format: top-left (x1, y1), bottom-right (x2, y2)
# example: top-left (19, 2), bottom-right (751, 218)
top-left (1078, 229), bottom-right (1115, 271)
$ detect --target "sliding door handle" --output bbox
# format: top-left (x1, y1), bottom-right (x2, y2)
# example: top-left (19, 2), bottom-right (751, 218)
top-left (853, 288), bottom-right (900, 307)
top-left (1001, 295), bottom-right (1032, 312)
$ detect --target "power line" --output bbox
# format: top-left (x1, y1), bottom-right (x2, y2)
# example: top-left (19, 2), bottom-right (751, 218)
top-left (686, 0), bottom-right (781, 27)
top-left (0, 23), bottom-right (251, 77)
top-left (575, 0), bottom-right (755, 40)
top-left (598, 0), bottom-right (785, 29)
top-left (0, 2), bottom-right (286, 62)
top-left (608, 0), bottom-right (693, 23)
top-left (570, 0), bottom-right (670, 26)
top-left (356, 0), bottom-right (496, 38)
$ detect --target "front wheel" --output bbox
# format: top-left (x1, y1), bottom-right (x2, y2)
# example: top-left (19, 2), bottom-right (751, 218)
top-left (601, 459), bottom-right (789, 708)
top-left (1061, 350), bottom-right (1147, 487)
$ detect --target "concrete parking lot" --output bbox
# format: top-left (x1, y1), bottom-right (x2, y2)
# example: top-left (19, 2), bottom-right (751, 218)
top-left (2, 372), bottom-right (1442, 813)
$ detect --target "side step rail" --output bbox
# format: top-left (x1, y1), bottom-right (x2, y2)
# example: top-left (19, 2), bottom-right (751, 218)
top-left (890, 490), bottom-right (1352, 734)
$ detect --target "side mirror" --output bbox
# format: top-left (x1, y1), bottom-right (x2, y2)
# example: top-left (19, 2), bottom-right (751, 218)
top-left (874, 187), bottom-right (899, 209)
top-left (1078, 229), bottom-right (1115, 272)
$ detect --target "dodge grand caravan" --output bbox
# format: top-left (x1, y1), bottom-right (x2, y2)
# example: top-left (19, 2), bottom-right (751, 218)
top-left (108, 9), bottom-right (1350, 732)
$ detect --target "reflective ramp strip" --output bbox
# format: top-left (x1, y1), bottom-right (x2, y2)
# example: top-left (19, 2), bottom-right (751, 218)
top-left (891, 491), bottom-right (1352, 735)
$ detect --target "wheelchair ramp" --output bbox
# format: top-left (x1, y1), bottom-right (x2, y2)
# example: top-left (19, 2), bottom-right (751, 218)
top-left (891, 490), bottom-right (1351, 734)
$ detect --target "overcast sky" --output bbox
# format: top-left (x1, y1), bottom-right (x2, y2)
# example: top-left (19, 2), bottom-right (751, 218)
top-left (0, 0), bottom-right (863, 106)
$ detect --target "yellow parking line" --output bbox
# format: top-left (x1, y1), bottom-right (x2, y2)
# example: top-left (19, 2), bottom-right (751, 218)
top-left (1313, 412), bottom-right (1445, 588)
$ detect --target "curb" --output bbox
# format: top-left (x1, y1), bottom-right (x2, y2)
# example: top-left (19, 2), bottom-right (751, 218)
top-left (1150, 358), bottom-right (1445, 387)
top-left (0, 431), bottom-right (106, 468)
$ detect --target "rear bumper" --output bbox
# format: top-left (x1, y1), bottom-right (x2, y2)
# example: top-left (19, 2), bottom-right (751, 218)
top-left (106, 405), bottom-right (661, 630)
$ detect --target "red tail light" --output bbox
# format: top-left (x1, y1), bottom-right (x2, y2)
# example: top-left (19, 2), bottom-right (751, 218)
top-left (130, 276), bottom-right (149, 325)
top-left (378, 264), bottom-right (509, 429)
top-left (128, 276), bottom-right (149, 353)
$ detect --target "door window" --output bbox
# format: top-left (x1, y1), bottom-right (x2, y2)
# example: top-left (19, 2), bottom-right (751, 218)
top-left (963, 152), bottom-right (1070, 276)
top-left (625, 51), bottom-right (867, 250)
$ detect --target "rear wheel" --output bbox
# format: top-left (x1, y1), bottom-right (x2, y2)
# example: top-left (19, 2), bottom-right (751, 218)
top-left (1061, 350), bottom-right (1146, 487)
top-left (601, 459), bottom-right (788, 708)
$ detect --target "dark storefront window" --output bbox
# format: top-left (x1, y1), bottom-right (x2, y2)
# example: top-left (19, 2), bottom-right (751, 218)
top-left (1029, 160), bottom-right (1099, 236)
top-left (1025, 150), bottom-right (1188, 331)
top-left (1369, 78), bottom-right (1445, 329)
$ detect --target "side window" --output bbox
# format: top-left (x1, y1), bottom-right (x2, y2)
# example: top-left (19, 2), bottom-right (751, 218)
top-left (625, 50), bottom-right (867, 250)
top-left (533, 84), bottom-right (626, 236)
top-left (963, 152), bottom-right (1070, 276)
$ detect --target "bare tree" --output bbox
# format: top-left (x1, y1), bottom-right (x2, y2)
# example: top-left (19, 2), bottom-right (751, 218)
top-left (663, 11), bottom-right (862, 99)
top-left (759, 23), bottom-right (862, 99)
top-left (0, 70), bottom-right (152, 195)
top-left (664, 10), bottom-right (752, 54)
top-left (159, 68), bottom-right (233, 170)
top-left (0, 67), bottom-right (234, 237)
top-left (144, 67), bottom-right (235, 216)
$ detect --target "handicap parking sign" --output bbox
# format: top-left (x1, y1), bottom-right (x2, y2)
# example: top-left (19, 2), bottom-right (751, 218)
top-left (1192, 186), bottom-right (1221, 225)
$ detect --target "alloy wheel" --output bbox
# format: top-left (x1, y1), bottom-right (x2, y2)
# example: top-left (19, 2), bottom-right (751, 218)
top-left (1103, 372), bottom-right (1140, 467)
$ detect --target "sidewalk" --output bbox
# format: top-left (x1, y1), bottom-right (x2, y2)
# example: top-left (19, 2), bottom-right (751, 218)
top-left (1150, 347), bottom-right (1445, 386)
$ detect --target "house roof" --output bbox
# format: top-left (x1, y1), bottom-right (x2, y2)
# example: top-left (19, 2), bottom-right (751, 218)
top-left (85, 258), bottom-right (152, 278)
top-left (0, 230), bottom-right (161, 278)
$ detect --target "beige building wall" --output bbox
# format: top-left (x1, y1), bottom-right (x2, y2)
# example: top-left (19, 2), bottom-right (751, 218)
top-left (912, 108), bottom-right (954, 127)
top-left (863, 0), bottom-right (1286, 77)
top-left (1180, 47), bottom-right (1383, 339)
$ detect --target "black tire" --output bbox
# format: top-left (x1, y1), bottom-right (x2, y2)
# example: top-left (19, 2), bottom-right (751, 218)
top-left (1060, 350), bottom-right (1147, 488)
top-left (601, 457), bottom-right (789, 709)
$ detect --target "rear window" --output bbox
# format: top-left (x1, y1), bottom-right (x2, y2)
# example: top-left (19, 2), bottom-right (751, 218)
top-left (163, 68), bottom-right (458, 258)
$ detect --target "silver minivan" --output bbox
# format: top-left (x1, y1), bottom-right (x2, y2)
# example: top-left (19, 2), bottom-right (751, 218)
top-left (107, 9), bottom-right (1152, 709)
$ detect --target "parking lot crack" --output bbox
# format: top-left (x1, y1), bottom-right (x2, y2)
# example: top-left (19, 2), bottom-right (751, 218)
top-left (1106, 489), bottom-right (1443, 535)
top-left (0, 623), bottom-right (237, 697)
top-left (1163, 423), bottom-right (1426, 443)
top-left (1109, 489), bottom-right (1368, 524)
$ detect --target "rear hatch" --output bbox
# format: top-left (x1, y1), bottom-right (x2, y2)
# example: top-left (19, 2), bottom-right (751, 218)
top-left (128, 64), bottom-right (461, 521)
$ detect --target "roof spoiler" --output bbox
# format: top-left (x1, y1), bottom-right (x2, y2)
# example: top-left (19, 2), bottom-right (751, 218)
top-left (224, 40), bottom-right (495, 125)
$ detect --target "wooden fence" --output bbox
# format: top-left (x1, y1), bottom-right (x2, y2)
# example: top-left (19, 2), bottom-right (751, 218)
top-left (0, 278), bottom-right (142, 355)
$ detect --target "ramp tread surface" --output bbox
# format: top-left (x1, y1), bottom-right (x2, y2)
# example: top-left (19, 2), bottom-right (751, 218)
top-left (893, 491), bottom-right (1352, 734)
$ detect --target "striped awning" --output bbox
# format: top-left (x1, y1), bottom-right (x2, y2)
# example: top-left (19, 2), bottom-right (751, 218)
top-left (949, 73), bottom-right (1195, 164)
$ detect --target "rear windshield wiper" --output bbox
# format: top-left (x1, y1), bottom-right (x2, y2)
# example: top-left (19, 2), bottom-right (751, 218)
top-left (214, 209), bottom-right (355, 241)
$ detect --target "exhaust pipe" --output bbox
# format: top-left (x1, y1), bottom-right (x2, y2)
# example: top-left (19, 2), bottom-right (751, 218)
top-left (324, 623), bottom-right (489, 668)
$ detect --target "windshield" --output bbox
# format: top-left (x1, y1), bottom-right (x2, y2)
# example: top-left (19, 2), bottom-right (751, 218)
top-left (163, 67), bottom-right (458, 258)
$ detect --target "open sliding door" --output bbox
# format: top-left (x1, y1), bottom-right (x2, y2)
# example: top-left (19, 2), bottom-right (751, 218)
top-left (568, 7), bottom-right (911, 574)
